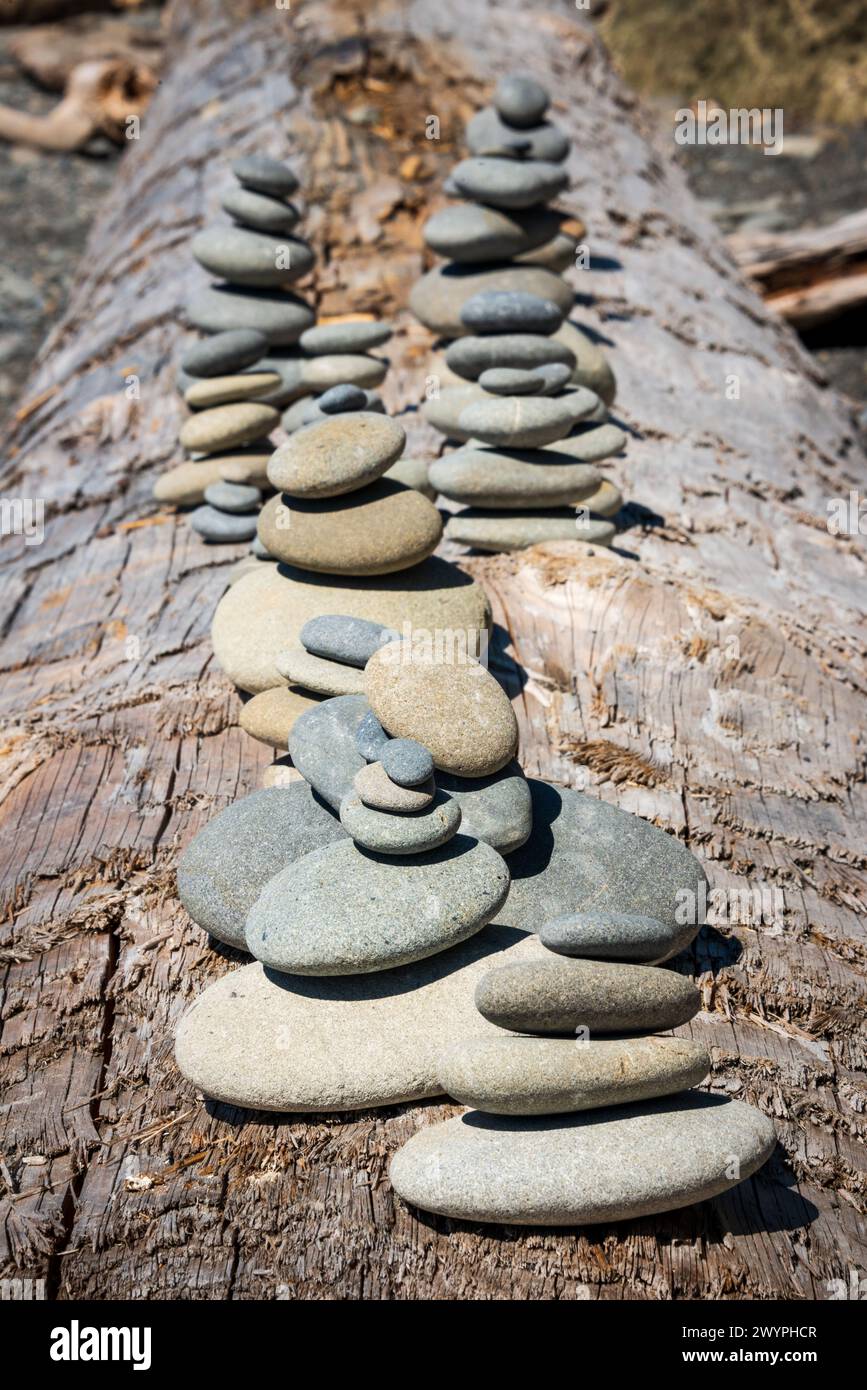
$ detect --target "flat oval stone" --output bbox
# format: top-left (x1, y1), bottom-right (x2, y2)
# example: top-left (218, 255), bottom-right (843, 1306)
top-left (452, 157), bottom-right (568, 210)
top-left (232, 154), bottom-right (299, 196)
top-left (192, 227), bottom-right (314, 287)
top-left (438, 1035), bottom-right (710, 1115)
top-left (189, 505), bottom-right (258, 543)
top-left (287, 694), bottom-right (369, 809)
top-left (300, 354), bottom-right (387, 391)
top-left (540, 912), bottom-right (689, 964)
top-left (301, 614), bottom-right (397, 668)
top-left (211, 556), bottom-right (492, 694)
top-left (475, 957), bottom-right (701, 1035)
top-left (446, 334), bottom-right (574, 380)
top-left (239, 684), bottom-right (321, 750)
top-left (275, 648), bottom-right (365, 697)
top-left (436, 762), bottom-right (532, 854)
top-left (221, 185), bottom-right (301, 232)
top-left (467, 105), bottom-right (570, 163)
top-left (445, 509), bottom-right (616, 551)
top-left (180, 402), bottom-right (278, 455)
top-left (177, 783), bottom-right (345, 950)
top-left (381, 738), bottom-right (433, 787)
top-left (300, 320), bottom-right (392, 354)
top-left (423, 204), bottom-right (562, 263)
top-left (318, 383), bottom-right (367, 413)
top-left (356, 708), bottom-right (389, 760)
top-left (247, 834), bottom-right (509, 975)
top-left (543, 424), bottom-right (626, 462)
top-left (499, 781), bottom-right (707, 950)
top-left (184, 372), bottom-right (281, 409)
top-left (339, 787), bottom-right (462, 855)
top-left (267, 413), bottom-right (406, 498)
top-left (365, 641), bottom-right (518, 778)
top-left (494, 74), bottom-right (550, 127)
top-left (203, 480), bottom-right (261, 513)
top-left (182, 329), bottom-right (267, 377)
top-left (410, 264), bottom-right (573, 338)
top-left (430, 448), bottom-right (601, 509)
top-left (155, 456), bottom-right (267, 507)
top-left (175, 925), bottom-right (552, 1111)
top-left (478, 367), bottom-right (547, 395)
top-left (257, 481), bottom-right (442, 576)
top-left (354, 761), bottom-right (434, 812)
top-left (389, 1094), bottom-right (776, 1225)
top-left (461, 291), bottom-right (564, 336)
top-left (458, 392), bottom-right (597, 449)
top-left (186, 285), bottom-right (315, 345)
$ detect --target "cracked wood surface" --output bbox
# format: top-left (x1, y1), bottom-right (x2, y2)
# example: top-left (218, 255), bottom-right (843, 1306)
top-left (0, 0), bottom-right (865, 1300)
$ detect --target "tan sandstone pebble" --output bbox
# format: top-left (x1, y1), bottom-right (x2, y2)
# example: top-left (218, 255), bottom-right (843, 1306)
top-left (365, 640), bottom-right (519, 777)
top-left (261, 757), bottom-right (305, 789)
top-left (179, 402), bottom-right (279, 455)
top-left (239, 685), bottom-right (321, 750)
top-left (353, 761), bottom-right (435, 812)
top-left (184, 372), bottom-right (282, 409)
top-left (275, 648), bottom-right (366, 697)
top-left (267, 413), bottom-right (406, 498)
top-left (257, 480), bottom-right (442, 576)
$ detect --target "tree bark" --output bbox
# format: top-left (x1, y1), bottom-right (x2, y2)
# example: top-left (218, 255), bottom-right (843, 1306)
top-left (0, 0), bottom-right (864, 1301)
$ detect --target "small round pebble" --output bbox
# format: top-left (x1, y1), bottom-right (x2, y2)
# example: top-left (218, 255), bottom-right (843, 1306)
top-left (461, 290), bottom-right (564, 336)
top-left (189, 506), bottom-right (259, 543)
top-left (318, 383), bottom-right (368, 414)
top-left (182, 329), bottom-right (267, 379)
top-left (301, 614), bottom-right (397, 668)
top-left (356, 709), bottom-right (390, 761)
top-left (381, 738), bottom-right (434, 788)
top-left (204, 481), bottom-right (262, 513)
top-left (494, 74), bottom-right (550, 128)
top-left (233, 154), bottom-right (299, 197)
top-left (353, 761), bottom-right (435, 813)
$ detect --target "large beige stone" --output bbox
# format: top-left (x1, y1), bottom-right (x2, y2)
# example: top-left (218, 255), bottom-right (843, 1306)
top-left (256, 482), bottom-right (443, 576)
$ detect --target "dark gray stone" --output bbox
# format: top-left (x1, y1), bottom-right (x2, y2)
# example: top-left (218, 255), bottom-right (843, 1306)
top-left (300, 614), bottom-right (397, 668)
top-left (435, 762), bottom-right (532, 854)
top-left (287, 693), bottom-right (369, 809)
top-left (446, 334), bottom-right (574, 380)
top-left (203, 481), bottom-right (262, 513)
top-left (356, 708), bottom-right (390, 760)
top-left (381, 738), bottom-right (434, 787)
top-left (232, 154), bottom-right (299, 197)
top-left (182, 329), bottom-right (267, 378)
top-left (189, 505), bottom-right (258, 543)
top-left (478, 367), bottom-right (547, 395)
top-left (186, 285), bottom-right (315, 345)
top-left (191, 227), bottom-right (314, 288)
top-left (317, 383), bottom-right (368, 414)
top-left (222, 186), bottom-right (301, 233)
top-left (494, 74), bottom-right (550, 127)
top-left (540, 912), bottom-right (691, 964)
top-left (177, 783), bottom-right (346, 949)
top-left (461, 291), bottom-right (564, 337)
top-left (452, 157), bottom-right (568, 210)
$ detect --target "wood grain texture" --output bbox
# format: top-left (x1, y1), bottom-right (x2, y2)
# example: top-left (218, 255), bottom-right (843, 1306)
top-left (0, 0), bottom-right (864, 1300)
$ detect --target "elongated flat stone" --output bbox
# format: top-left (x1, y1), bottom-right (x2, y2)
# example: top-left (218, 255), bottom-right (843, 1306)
top-left (257, 482), bottom-right (442, 576)
top-left (430, 448), bottom-right (601, 509)
top-left (246, 833), bottom-right (509, 975)
top-left (203, 480), bottom-right (261, 513)
top-left (340, 787), bottom-right (461, 855)
top-left (287, 694), bottom-right (369, 809)
top-left (175, 924), bottom-right (551, 1111)
top-left (542, 423), bottom-right (626, 462)
top-left (421, 385), bottom-right (487, 442)
top-left (186, 285), bottom-right (315, 345)
top-left (300, 614), bottom-right (397, 668)
top-left (275, 648), bottom-right (366, 697)
top-left (232, 155), bottom-right (298, 197)
top-left (300, 321), bottom-right (392, 354)
top-left (300, 354), bottom-right (387, 392)
top-left (177, 783), bottom-right (346, 950)
top-left (435, 762), bottom-right (532, 854)
top-left (437, 1035), bottom-right (711, 1115)
top-left (192, 227), bottom-right (314, 287)
top-left (452, 157), bottom-right (567, 210)
top-left (445, 510), bottom-right (616, 551)
top-left (458, 392), bottom-right (597, 448)
top-left (182, 329), bottom-right (267, 378)
top-left (180, 402), bottom-right (278, 455)
top-left (461, 291), bottom-right (564, 336)
top-left (184, 373), bottom-right (281, 409)
top-left (446, 333), bottom-right (575, 381)
top-left (153, 452), bottom-right (270, 506)
top-left (389, 1094), bottom-right (776, 1225)
top-left (411, 264), bottom-right (573, 338)
top-left (423, 204), bottom-right (563, 263)
top-left (540, 912), bottom-right (687, 964)
top-left (365, 641), bottom-right (519, 778)
top-left (267, 413), bottom-right (406, 498)
top-left (211, 556), bottom-right (492, 694)
top-left (222, 186), bottom-right (301, 232)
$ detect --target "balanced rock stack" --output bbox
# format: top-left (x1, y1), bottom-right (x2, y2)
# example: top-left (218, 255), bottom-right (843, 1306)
top-left (411, 74), bottom-right (626, 553)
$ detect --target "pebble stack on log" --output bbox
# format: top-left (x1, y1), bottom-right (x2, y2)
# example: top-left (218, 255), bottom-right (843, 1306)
top-left (172, 130), bottom-right (776, 1227)
top-left (412, 74), bottom-right (627, 553)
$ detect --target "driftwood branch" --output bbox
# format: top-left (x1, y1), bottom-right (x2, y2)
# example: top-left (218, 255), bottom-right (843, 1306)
top-left (729, 208), bottom-right (867, 329)
top-left (0, 0), bottom-right (864, 1300)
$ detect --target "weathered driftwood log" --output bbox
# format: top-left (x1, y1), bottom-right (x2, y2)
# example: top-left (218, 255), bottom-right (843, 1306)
top-left (0, 0), bottom-right (864, 1300)
top-left (730, 208), bottom-right (867, 329)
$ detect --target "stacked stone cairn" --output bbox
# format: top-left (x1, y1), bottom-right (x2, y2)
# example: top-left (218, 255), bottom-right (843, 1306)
top-left (172, 134), bottom-right (775, 1228)
top-left (411, 74), bottom-right (626, 553)
top-left (153, 154), bottom-right (399, 552)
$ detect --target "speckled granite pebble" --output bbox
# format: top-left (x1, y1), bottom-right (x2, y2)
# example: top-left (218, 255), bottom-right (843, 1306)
top-left (356, 708), bottom-right (390, 761)
top-left (539, 912), bottom-right (689, 964)
top-left (180, 402), bottom-right (278, 455)
top-left (287, 694), bottom-right (369, 809)
top-left (475, 956), bottom-right (700, 1035)
top-left (267, 413), bottom-right (405, 498)
top-left (381, 738), bottom-right (434, 787)
top-left (435, 762), bottom-right (532, 855)
top-left (257, 482), bottom-right (442, 576)
top-left (340, 787), bottom-right (462, 855)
